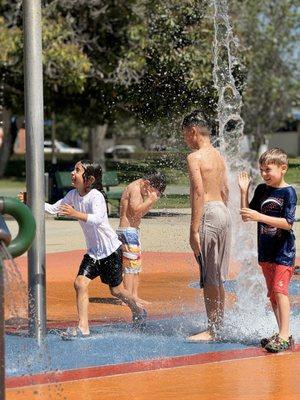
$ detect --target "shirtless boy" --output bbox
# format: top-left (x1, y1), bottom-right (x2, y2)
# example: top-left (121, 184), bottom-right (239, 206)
top-left (182, 110), bottom-right (232, 341)
top-left (116, 172), bottom-right (166, 304)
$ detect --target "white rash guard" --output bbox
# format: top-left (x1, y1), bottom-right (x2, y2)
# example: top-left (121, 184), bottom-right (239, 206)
top-left (45, 189), bottom-right (121, 259)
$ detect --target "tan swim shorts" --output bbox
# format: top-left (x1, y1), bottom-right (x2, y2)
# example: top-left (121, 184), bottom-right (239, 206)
top-left (200, 201), bottom-right (231, 286)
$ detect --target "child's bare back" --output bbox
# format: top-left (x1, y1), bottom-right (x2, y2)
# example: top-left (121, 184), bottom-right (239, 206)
top-left (189, 146), bottom-right (228, 204)
top-left (182, 109), bottom-right (231, 341)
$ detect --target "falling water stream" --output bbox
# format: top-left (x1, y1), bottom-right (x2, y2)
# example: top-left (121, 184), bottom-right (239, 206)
top-left (0, 240), bottom-right (67, 399)
top-left (212, 0), bottom-right (244, 163)
top-left (0, 242), bottom-right (28, 324)
top-left (212, 0), bottom-right (299, 342)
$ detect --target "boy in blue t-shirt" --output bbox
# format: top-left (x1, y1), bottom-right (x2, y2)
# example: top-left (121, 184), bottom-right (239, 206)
top-left (238, 148), bottom-right (297, 353)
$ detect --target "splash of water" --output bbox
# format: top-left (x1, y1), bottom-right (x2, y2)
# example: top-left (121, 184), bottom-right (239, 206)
top-left (212, 0), bottom-right (245, 167)
top-left (211, 0), bottom-right (293, 342)
top-left (0, 242), bottom-right (28, 323)
top-left (0, 241), bottom-right (67, 399)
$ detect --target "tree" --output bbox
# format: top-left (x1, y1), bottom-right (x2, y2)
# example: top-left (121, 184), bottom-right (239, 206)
top-left (45, 0), bottom-right (217, 156)
top-left (43, 0), bottom-right (143, 165)
top-left (1, 0), bottom-right (217, 173)
top-left (110, 0), bottom-right (218, 149)
top-left (0, 0), bottom-right (91, 176)
top-left (117, 1), bottom-right (215, 121)
top-left (0, 12), bottom-right (21, 176)
top-left (231, 0), bottom-right (300, 156)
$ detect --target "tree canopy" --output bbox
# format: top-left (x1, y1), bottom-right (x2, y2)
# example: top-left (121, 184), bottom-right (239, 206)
top-left (0, 0), bottom-right (299, 167)
top-left (231, 0), bottom-right (300, 154)
top-left (0, 0), bottom-right (215, 124)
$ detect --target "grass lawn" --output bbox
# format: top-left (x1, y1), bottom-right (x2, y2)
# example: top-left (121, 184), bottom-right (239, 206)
top-left (1, 157), bottom-right (299, 208)
top-left (108, 194), bottom-right (190, 212)
top-left (154, 194), bottom-right (190, 209)
top-left (286, 168), bottom-right (300, 185)
top-left (0, 178), bottom-right (25, 189)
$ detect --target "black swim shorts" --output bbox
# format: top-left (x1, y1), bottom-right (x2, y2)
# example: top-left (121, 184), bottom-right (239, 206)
top-left (77, 247), bottom-right (123, 287)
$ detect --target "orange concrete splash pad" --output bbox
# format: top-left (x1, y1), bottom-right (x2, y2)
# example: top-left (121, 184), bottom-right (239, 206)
top-left (7, 352), bottom-right (300, 400)
top-left (6, 250), bottom-right (237, 325)
top-left (5, 251), bottom-right (300, 400)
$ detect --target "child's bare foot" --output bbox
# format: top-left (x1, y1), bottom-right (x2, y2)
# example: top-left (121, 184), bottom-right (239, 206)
top-left (113, 298), bottom-right (127, 306)
top-left (114, 297), bottom-right (149, 307)
top-left (186, 330), bottom-right (215, 342)
top-left (132, 308), bottom-right (147, 327)
top-left (134, 297), bottom-right (151, 306)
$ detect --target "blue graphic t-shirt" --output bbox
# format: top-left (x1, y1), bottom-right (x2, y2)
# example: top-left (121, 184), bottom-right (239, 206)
top-left (249, 184), bottom-right (297, 266)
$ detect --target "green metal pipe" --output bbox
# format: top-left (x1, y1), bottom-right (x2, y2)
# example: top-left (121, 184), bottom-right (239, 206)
top-left (0, 197), bottom-right (36, 258)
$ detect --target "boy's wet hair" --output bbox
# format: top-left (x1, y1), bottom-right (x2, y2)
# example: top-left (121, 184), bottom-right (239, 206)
top-left (182, 109), bottom-right (211, 134)
top-left (143, 171), bottom-right (167, 194)
top-left (259, 148), bottom-right (288, 167)
top-left (79, 160), bottom-right (108, 210)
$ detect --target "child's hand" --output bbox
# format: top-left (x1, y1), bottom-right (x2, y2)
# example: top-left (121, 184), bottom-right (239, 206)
top-left (18, 191), bottom-right (26, 203)
top-left (59, 204), bottom-right (77, 218)
top-left (238, 172), bottom-right (251, 192)
top-left (146, 188), bottom-right (159, 202)
top-left (190, 230), bottom-right (201, 256)
top-left (240, 208), bottom-right (261, 222)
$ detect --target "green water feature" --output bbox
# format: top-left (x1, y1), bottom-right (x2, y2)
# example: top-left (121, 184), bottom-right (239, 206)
top-left (0, 197), bottom-right (36, 258)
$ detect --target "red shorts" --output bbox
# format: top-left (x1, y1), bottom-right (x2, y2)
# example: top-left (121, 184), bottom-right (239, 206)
top-left (260, 262), bottom-right (294, 304)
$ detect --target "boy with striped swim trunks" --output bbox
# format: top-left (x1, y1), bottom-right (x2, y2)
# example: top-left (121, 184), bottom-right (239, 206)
top-left (116, 172), bottom-right (166, 305)
top-left (239, 148), bottom-right (297, 353)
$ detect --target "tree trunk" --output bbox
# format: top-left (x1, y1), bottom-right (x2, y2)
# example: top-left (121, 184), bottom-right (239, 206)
top-left (0, 109), bottom-right (12, 178)
top-left (51, 111), bottom-right (57, 165)
top-left (88, 124), bottom-right (108, 171)
top-left (251, 125), bottom-right (265, 161)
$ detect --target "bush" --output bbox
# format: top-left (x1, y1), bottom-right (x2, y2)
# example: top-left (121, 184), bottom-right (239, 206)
top-left (105, 157), bottom-right (188, 185)
top-left (5, 152), bottom-right (189, 186)
top-left (4, 159), bottom-right (75, 178)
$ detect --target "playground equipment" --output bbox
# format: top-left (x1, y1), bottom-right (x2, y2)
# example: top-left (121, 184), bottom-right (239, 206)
top-left (0, 197), bottom-right (36, 399)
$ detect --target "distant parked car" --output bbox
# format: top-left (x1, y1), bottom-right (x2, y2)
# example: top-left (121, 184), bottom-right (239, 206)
top-left (149, 144), bottom-right (167, 151)
top-left (105, 144), bottom-right (137, 159)
top-left (44, 140), bottom-right (84, 155)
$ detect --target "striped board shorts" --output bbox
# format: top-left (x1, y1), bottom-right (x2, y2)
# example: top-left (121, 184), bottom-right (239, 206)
top-left (116, 227), bottom-right (142, 274)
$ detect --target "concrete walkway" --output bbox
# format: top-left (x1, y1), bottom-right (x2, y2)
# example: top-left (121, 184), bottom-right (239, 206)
top-left (5, 205), bottom-right (300, 256)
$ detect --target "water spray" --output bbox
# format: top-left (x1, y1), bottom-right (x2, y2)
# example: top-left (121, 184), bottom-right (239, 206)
top-left (0, 197), bottom-right (36, 399)
top-left (212, 0), bottom-right (244, 164)
top-left (212, 0), bottom-right (273, 341)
